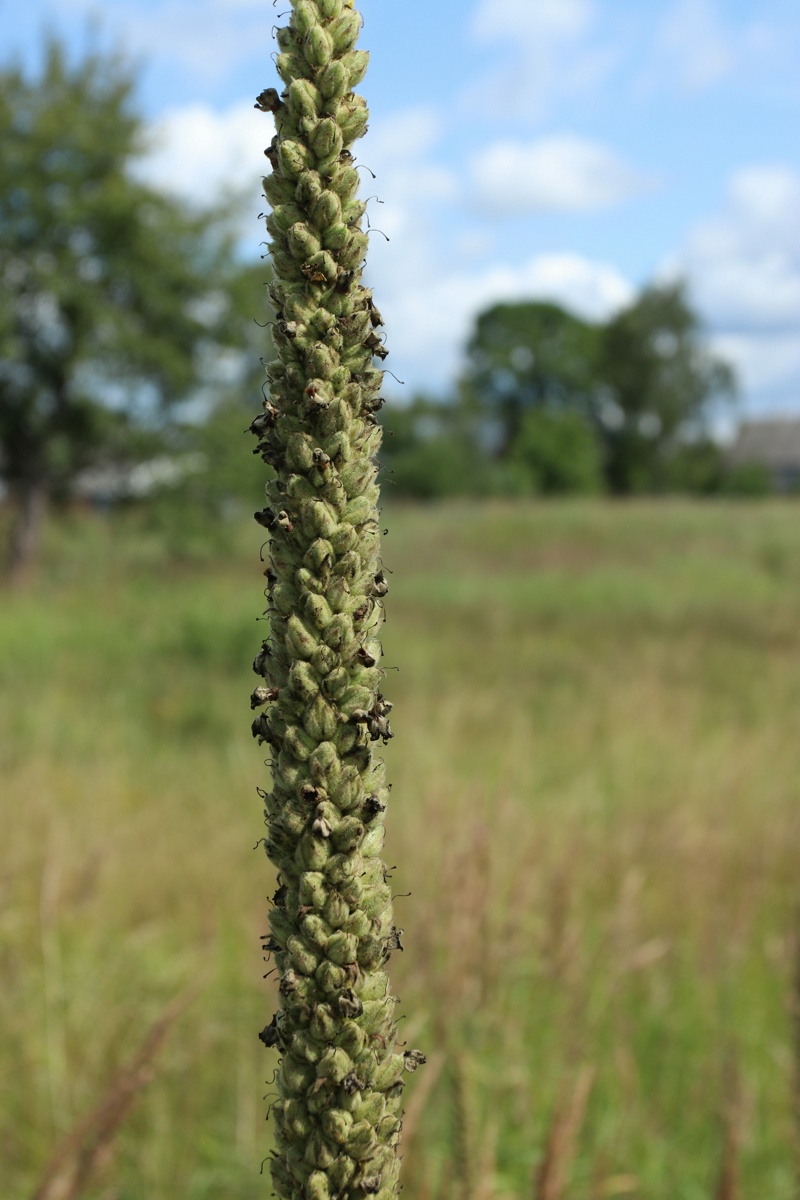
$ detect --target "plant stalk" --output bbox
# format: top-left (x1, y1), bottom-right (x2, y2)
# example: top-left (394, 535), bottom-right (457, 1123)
top-left (250, 4), bottom-right (422, 1198)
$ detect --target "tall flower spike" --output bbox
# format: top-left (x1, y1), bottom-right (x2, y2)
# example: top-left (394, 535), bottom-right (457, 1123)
top-left (251, 4), bottom-right (423, 1199)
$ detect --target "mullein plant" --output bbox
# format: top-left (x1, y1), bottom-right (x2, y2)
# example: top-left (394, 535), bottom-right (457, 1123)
top-left (249, 3), bottom-right (424, 1198)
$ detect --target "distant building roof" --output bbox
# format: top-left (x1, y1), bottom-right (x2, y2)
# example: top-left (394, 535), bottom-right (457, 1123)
top-left (728, 418), bottom-right (800, 468)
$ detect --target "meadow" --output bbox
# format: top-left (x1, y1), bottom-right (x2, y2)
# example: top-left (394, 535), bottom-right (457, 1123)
top-left (2, 499), bottom-right (799, 1199)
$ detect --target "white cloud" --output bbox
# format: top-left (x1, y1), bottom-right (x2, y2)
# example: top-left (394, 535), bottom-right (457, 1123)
top-left (470, 0), bottom-right (592, 44)
top-left (370, 246), bottom-right (632, 393)
top-left (115, 1), bottom-right (273, 82)
top-left (656, 0), bottom-right (734, 90)
top-left (471, 135), bottom-right (648, 217)
top-left (467, 0), bottom-right (614, 120)
top-left (712, 332), bottom-right (800, 409)
top-left (133, 99), bottom-right (273, 222)
top-left (682, 165), bottom-right (800, 331)
top-left (674, 164), bottom-right (800, 409)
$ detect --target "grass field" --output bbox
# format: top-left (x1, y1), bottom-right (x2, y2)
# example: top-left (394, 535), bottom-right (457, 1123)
top-left (2, 499), bottom-right (799, 1199)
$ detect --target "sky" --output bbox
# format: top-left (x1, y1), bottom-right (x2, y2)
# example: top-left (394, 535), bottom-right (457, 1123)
top-left (3, 0), bottom-right (800, 419)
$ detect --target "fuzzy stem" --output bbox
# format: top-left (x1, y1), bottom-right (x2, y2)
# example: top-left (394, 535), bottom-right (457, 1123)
top-left (250, 5), bottom-right (423, 1199)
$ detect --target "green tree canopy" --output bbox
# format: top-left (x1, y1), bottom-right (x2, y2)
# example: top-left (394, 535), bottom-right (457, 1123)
top-left (0, 38), bottom-right (254, 575)
top-left (461, 284), bottom-right (737, 493)
top-left (597, 281), bottom-right (737, 492)
top-left (461, 300), bottom-right (601, 453)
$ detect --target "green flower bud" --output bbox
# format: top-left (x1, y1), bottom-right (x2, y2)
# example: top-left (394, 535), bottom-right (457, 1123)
top-left (356, 937), bottom-right (382, 970)
top-left (306, 1170), bottom-right (331, 1200)
top-left (285, 724), bottom-right (318, 762)
top-left (337, 229), bottom-right (369, 270)
top-left (342, 494), bottom-right (372, 527)
top-left (272, 582), bottom-right (296, 615)
top-left (293, 1), bottom-right (318, 36)
top-left (340, 686), bottom-right (374, 710)
top-left (329, 164), bottom-right (360, 203)
top-left (306, 340), bottom-right (338, 377)
top-left (310, 190), bottom-right (343, 229)
top-left (346, 49), bottom-right (370, 88)
top-left (296, 829), bottom-right (332, 870)
top-left (339, 459), bottom-right (375, 499)
top-left (355, 969), bottom-right (389, 1003)
top-left (321, 222), bottom-right (350, 251)
top-left (299, 871), bottom-right (328, 908)
top-left (304, 592), bottom-right (334, 631)
top-left (304, 24), bottom-right (334, 68)
top-left (316, 0), bottom-right (343, 19)
top-left (317, 58), bottom-right (348, 100)
top-left (311, 117), bottom-right (344, 160)
top-left (279, 139), bottom-right (311, 179)
top-left (361, 882), bottom-right (391, 921)
top-left (304, 694), bottom-right (338, 741)
top-left (316, 1046), bottom-right (352, 1085)
top-left (343, 908), bottom-right (370, 939)
top-left (288, 78), bottom-right (321, 122)
top-left (325, 930), bottom-right (357, 965)
top-left (321, 1107), bottom-right (354, 1145)
top-left (372, 1055), bottom-right (405, 1093)
top-left (361, 823), bottom-right (385, 858)
top-left (310, 1003), bottom-right (338, 1042)
top-left (323, 613), bottom-right (354, 651)
top-left (297, 567), bottom-right (325, 597)
top-left (296, 169), bottom-right (324, 207)
top-left (270, 248), bottom-right (305, 282)
top-left (305, 537), bottom-right (334, 574)
top-left (316, 959), bottom-right (348, 994)
top-left (303, 499), bottom-right (338, 541)
top-left (320, 664), bottom-right (349, 698)
top-left (337, 101), bottom-right (369, 143)
top-left (323, 891), bottom-right (350, 928)
top-left (280, 1055), bottom-right (316, 1097)
top-left (331, 816), bottom-right (364, 853)
top-left (378, 1113), bottom-right (402, 1141)
top-left (264, 170), bottom-right (297, 207)
top-left (308, 739), bottom-right (341, 788)
top-left (345, 1119), bottom-right (376, 1161)
top-left (284, 1098), bottom-right (314, 1139)
top-left (311, 643), bottom-right (339, 676)
top-left (286, 615), bottom-right (318, 660)
top-left (326, 851), bottom-right (362, 885)
top-left (302, 913), bottom-right (331, 949)
top-left (330, 9), bottom-right (361, 54)
top-left (328, 1155), bottom-right (356, 1193)
top-left (288, 222), bottom-right (322, 262)
top-left (292, 1027), bottom-right (323, 1065)
top-left (270, 202), bottom-right (306, 233)
top-left (354, 1090), bottom-right (385, 1125)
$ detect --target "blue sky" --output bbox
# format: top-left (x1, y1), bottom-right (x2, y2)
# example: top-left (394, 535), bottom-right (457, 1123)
top-left (3, 0), bottom-right (800, 418)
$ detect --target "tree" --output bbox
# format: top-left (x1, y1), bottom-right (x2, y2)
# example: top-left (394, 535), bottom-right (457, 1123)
top-left (510, 408), bottom-right (604, 495)
top-left (462, 300), bottom-right (601, 455)
top-left (461, 285), bottom-right (737, 495)
top-left (597, 281), bottom-right (736, 493)
top-left (0, 39), bottom-right (244, 577)
top-left (248, 3), bottom-right (423, 1198)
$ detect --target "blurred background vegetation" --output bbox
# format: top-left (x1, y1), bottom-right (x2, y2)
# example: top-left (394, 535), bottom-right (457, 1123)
top-left (2, 32), bottom-right (799, 1200)
top-left (0, 36), bottom-right (789, 583)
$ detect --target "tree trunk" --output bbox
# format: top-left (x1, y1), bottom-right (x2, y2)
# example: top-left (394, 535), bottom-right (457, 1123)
top-left (6, 481), bottom-right (47, 583)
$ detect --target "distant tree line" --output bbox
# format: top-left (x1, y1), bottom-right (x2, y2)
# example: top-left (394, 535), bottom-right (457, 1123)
top-left (0, 38), bottom-right (781, 577)
top-left (380, 286), bottom-right (772, 501)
